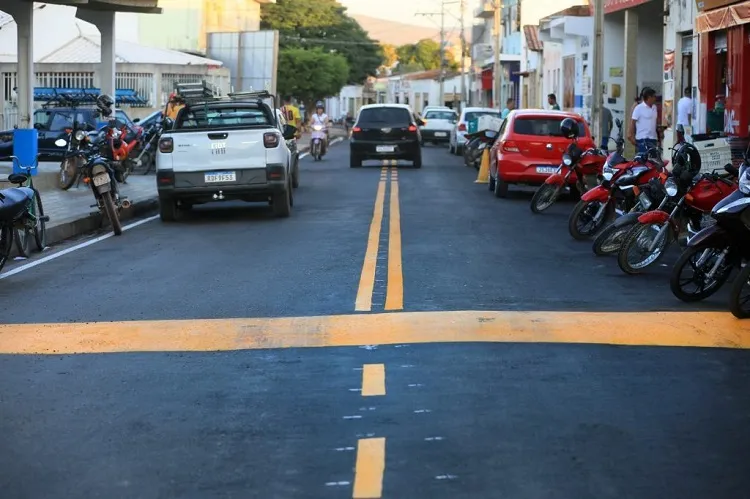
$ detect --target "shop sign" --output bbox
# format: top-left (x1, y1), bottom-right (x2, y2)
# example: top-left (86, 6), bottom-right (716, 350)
top-left (609, 67), bottom-right (624, 77)
top-left (604, 0), bottom-right (652, 14)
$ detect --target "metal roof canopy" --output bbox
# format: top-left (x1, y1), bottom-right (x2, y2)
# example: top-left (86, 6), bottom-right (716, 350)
top-left (18, 0), bottom-right (161, 14)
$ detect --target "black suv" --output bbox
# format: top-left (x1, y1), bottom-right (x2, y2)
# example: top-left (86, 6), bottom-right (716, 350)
top-left (349, 104), bottom-right (424, 168)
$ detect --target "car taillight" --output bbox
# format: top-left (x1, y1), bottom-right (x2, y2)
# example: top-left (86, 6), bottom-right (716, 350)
top-left (458, 123), bottom-right (466, 131)
top-left (156, 170), bottom-right (174, 186)
top-left (264, 132), bottom-right (280, 148)
top-left (408, 125), bottom-right (417, 132)
top-left (502, 140), bottom-right (520, 153)
top-left (352, 126), bottom-right (361, 133)
top-left (158, 137), bottom-right (173, 153)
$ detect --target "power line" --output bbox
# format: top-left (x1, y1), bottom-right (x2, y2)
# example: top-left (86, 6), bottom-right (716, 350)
top-left (417, 0), bottom-right (459, 106)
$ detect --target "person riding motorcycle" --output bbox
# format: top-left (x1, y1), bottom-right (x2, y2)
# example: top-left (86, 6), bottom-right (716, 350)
top-left (281, 96), bottom-right (303, 139)
top-left (309, 102), bottom-right (330, 156)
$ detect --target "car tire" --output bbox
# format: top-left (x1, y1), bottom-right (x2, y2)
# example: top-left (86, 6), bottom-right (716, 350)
top-left (413, 154), bottom-right (422, 168)
top-left (292, 159), bottom-right (300, 188)
top-left (273, 182), bottom-right (292, 218)
top-left (493, 175), bottom-right (509, 198)
top-left (448, 142), bottom-right (455, 154)
top-left (488, 173), bottom-right (496, 191)
top-left (350, 153), bottom-right (362, 168)
top-left (159, 196), bottom-right (178, 222)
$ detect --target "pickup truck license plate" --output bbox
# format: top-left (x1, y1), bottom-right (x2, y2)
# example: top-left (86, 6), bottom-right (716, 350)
top-left (376, 145), bottom-right (395, 153)
top-left (434, 132), bottom-right (447, 137)
top-left (205, 171), bottom-right (236, 183)
top-left (536, 166), bottom-right (558, 174)
top-left (93, 174), bottom-right (109, 186)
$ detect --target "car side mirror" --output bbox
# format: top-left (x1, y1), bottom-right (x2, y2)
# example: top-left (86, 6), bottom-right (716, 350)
top-left (162, 117), bottom-right (174, 129)
top-left (33, 123), bottom-right (42, 130)
top-left (417, 119), bottom-right (426, 127)
top-left (282, 124), bottom-right (297, 140)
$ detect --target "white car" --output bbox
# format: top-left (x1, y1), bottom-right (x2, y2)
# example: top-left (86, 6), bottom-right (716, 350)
top-left (449, 106), bottom-right (502, 155)
top-left (419, 108), bottom-right (457, 146)
top-left (156, 90), bottom-right (298, 221)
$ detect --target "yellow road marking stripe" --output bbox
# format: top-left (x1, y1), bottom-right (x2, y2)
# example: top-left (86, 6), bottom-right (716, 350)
top-left (352, 437), bottom-right (386, 498)
top-left (361, 364), bottom-right (386, 396)
top-left (355, 179), bottom-right (387, 311)
top-left (384, 175), bottom-right (403, 310)
top-left (2, 311), bottom-right (749, 354)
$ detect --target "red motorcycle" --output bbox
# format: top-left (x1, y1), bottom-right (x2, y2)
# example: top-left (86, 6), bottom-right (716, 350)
top-left (569, 145), bottom-right (669, 241)
top-left (530, 119), bottom-right (607, 214)
top-left (103, 122), bottom-right (143, 182)
top-left (617, 164), bottom-right (737, 275)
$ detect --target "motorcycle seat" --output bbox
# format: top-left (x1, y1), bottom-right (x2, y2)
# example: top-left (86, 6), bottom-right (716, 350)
top-left (0, 187), bottom-right (33, 222)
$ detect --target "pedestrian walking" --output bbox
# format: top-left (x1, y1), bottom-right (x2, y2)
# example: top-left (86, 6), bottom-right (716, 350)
top-left (547, 93), bottom-right (560, 110)
top-left (628, 87), bottom-right (660, 155)
top-left (599, 105), bottom-right (613, 151)
top-left (677, 87), bottom-right (693, 129)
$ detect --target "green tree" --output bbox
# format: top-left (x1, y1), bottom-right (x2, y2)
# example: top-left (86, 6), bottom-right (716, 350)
top-left (379, 43), bottom-right (398, 72)
top-left (277, 47), bottom-right (349, 110)
top-left (394, 39), bottom-right (458, 73)
top-left (261, 0), bottom-right (381, 85)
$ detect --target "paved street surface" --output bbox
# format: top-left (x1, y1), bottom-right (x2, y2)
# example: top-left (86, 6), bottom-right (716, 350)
top-left (1, 142), bottom-right (749, 498)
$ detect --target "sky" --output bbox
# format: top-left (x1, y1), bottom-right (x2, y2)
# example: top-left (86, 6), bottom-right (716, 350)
top-left (339, 0), bottom-right (480, 28)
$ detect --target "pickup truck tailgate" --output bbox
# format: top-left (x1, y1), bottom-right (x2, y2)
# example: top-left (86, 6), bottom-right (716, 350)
top-left (171, 130), bottom-right (267, 172)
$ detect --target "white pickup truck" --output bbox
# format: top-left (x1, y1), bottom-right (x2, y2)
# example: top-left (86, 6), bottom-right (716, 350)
top-left (155, 92), bottom-right (298, 221)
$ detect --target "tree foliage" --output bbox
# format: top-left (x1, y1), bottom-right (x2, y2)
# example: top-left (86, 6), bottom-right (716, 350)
top-left (261, 0), bottom-right (381, 85)
top-left (277, 47), bottom-right (349, 105)
top-left (380, 43), bottom-right (398, 69)
top-left (394, 39), bottom-right (459, 73)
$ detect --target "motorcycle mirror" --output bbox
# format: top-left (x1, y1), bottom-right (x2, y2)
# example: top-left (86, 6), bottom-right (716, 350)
top-left (55, 138), bottom-right (67, 147)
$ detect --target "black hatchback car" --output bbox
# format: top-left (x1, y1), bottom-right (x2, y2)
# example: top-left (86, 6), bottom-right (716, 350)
top-left (349, 104), bottom-right (424, 168)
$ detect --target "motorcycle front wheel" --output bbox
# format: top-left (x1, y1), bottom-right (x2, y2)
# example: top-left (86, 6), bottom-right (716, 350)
top-left (671, 245), bottom-right (733, 302)
top-left (0, 225), bottom-right (13, 273)
top-left (101, 192), bottom-right (123, 236)
top-left (617, 222), bottom-right (670, 275)
top-left (530, 184), bottom-right (561, 214)
top-left (729, 263), bottom-right (750, 318)
top-left (58, 157), bottom-right (79, 190)
top-left (592, 219), bottom-right (637, 256)
top-left (568, 199), bottom-right (613, 241)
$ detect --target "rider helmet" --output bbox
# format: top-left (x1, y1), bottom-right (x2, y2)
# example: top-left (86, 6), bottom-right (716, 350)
top-left (559, 117), bottom-right (579, 139)
top-left (316, 101), bottom-right (324, 110)
top-left (671, 141), bottom-right (701, 187)
top-left (96, 93), bottom-right (114, 117)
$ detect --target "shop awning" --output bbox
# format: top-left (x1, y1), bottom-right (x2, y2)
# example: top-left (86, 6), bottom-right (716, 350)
top-left (696, 0), bottom-right (750, 33)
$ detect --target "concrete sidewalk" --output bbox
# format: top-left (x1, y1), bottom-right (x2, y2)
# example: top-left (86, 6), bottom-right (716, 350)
top-left (0, 127), bottom-right (348, 252)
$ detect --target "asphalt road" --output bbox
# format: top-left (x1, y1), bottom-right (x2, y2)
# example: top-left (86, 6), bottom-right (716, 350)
top-left (1, 141), bottom-right (749, 498)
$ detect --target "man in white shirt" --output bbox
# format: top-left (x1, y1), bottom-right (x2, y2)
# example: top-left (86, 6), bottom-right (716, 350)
top-left (628, 87), bottom-right (660, 155)
top-left (676, 87), bottom-right (692, 128)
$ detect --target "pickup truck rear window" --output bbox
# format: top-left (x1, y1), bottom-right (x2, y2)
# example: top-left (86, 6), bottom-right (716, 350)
top-left (177, 106), bottom-right (271, 130)
top-left (513, 117), bottom-right (586, 137)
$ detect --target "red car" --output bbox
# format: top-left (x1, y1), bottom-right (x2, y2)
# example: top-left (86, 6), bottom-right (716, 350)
top-left (489, 110), bottom-right (596, 197)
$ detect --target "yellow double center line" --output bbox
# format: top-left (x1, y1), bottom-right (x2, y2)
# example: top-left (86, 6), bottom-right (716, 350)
top-left (355, 160), bottom-right (403, 312)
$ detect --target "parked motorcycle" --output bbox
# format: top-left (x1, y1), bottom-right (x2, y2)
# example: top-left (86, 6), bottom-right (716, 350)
top-left (58, 124), bottom-right (94, 190)
top-left (530, 119), bottom-right (607, 214)
top-left (671, 147), bottom-right (747, 303)
top-left (311, 123), bottom-right (326, 161)
top-left (727, 162), bottom-right (750, 318)
top-left (54, 130), bottom-right (129, 236)
top-left (134, 120), bottom-right (162, 175)
top-left (617, 160), bottom-right (737, 275)
top-left (464, 129), bottom-right (498, 169)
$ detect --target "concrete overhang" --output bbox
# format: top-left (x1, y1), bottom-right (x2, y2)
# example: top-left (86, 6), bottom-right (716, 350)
top-left (539, 15), bottom-right (592, 42)
top-left (18, 0), bottom-right (161, 14)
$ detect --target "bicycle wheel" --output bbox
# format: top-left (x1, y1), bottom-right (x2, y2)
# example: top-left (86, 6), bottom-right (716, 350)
top-left (33, 190), bottom-right (47, 251)
top-left (0, 225), bottom-right (13, 273)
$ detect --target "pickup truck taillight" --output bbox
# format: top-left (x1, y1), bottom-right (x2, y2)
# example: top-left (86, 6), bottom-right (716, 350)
top-left (458, 123), bottom-right (466, 131)
top-left (159, 137), bottom-right (173, 153)
top-left (264, 132), bottom-right (280, 148)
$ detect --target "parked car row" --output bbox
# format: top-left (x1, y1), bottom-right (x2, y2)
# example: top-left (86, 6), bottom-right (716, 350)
top-left (473, 109), bottom-right (750, 319)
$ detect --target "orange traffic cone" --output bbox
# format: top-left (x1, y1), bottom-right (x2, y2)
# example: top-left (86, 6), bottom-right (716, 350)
top-left (474, 149), bottom-right (490, 184)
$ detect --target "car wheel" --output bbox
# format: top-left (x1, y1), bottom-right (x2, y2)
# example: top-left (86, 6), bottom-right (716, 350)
top-left (272, 182), bottom-right (292, 218)
top-left (159, 196), bottom-right (178, 222)
top-left (448, 142), bottom-right (455, 154)
top-left (493, 175), bottom-right (509, 198)
top-left (413, 154), bottom-right (422, 168)
top-left (488, 173), bottom-right (496, 191)
top-left (350, 153), bottom-right (362, 168)
top-left (292, 159), bottom-right (300, 188)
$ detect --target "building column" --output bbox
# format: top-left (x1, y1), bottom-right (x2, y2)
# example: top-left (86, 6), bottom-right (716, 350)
top-left (7, 0), bottom-right (34, 128)
top-left (623, 8), bottom-right (638, 158)
top-left (77, 9), bottom-right (116, 110)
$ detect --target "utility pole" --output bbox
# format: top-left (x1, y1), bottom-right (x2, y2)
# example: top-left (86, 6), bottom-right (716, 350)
top-left (417, 0), bottom-right (458, 108)
top-left (493, 0), bottom-right (503, 109)
top-left (459, 0), bottom-right (466, 111)
top-left (592, 0), bottom-right (604, 147)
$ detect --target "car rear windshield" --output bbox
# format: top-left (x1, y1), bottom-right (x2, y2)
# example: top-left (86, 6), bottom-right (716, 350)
top-left (424, 110), bottom-right (456, 120)
top-left (176, 105), bottom-right (272, 130)
top-left (358, 107), bottom-right (411, 127)
top-left (464, 111), bottom-right (501, 122)
top-left (513, 117), bottom-right (586, 137)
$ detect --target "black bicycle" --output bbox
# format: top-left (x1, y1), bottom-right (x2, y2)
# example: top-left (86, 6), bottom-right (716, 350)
top-left (0, 155), bottom-right (49, 271)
